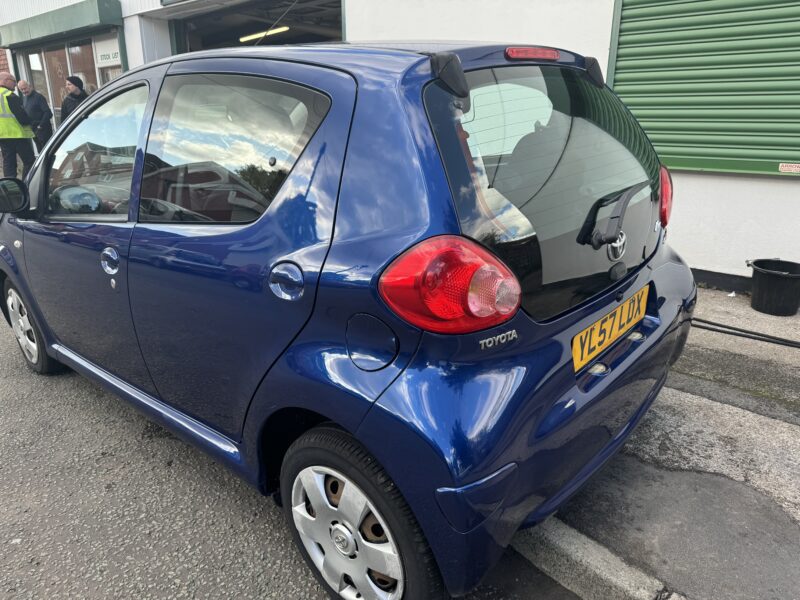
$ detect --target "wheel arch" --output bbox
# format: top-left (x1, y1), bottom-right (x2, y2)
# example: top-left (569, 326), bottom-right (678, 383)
top-left (257, 406), bottom-right (334, 495)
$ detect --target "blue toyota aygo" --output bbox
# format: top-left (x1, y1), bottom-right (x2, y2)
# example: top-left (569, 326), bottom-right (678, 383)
top-left (0, 43), bottom-right (695, 599)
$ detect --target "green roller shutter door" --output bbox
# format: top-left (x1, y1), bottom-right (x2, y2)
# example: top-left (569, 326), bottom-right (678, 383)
top-left (610, 0), bottom-right (800, 177)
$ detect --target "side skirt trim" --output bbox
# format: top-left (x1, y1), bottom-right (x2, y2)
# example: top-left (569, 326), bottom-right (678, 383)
top-left (53, 343), bottom-right (245, 471)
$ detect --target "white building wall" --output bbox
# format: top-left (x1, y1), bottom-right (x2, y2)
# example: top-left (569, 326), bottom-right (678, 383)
top-left (121, 0), bottom-right (163, 17)
top-left (0, 0), bottom-right (84, 23)
top-left (123, 14), bottom-right (172, 69)
top-left (669, 173), bottom-right (800, 277)
top-left (344, 0), bottom-right (618, 73)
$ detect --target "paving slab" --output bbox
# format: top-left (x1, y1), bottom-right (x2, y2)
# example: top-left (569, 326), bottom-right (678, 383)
top-left (672, 344), bottom-right (799, 410)
top-left (553, 384), bottom-right (800, 600)
top-left (628, 387), bottom-right (800, 522)
top-left (690, 287), bottom-right (800, 369)
top-left (675, 288), bottom-right (800, 417)
top-left (666, 370), bottom-right (800, 428)
top-left (558, 453), bottom-right (800, 600)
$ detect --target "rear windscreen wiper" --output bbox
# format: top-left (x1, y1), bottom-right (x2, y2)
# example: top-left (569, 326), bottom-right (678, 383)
top-left (576, 181), bottom-right (650, 250)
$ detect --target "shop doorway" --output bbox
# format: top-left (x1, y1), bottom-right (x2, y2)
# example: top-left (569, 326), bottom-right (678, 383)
top-left (174, 0), bottom-right (342, 52)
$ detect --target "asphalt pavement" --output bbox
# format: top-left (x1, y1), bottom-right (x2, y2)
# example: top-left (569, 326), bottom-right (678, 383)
top-left (2, 287), bottom-right (798, 599)
top-left (0, 314), bottom-right (574, 599)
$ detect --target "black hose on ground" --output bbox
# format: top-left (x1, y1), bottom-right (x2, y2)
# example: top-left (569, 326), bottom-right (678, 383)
top-left (691, 318), bottom-right (800, 349)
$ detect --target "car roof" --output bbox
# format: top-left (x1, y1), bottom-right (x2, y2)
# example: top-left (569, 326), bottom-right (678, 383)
top-left (123, 41), bottom-right (562, 82)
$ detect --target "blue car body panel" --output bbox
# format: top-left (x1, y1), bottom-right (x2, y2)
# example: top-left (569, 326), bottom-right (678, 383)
top-left (357, 242), bottom-right (695, 594)
top-left (0, 43), bottom-right (696, 597)
top-left (127, 58), bottom-right (357, 439)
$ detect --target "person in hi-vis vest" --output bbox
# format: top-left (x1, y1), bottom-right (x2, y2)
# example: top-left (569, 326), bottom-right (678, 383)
top-left (0, 72), bottom-right (35, 179)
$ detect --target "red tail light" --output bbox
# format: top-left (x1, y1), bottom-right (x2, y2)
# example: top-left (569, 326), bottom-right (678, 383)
top-left (505, 47), bottom-right (561, 61)
top-left (659, 165), bottom-right (673, 227)
top-left (379, 236), bottom-right (521, 334)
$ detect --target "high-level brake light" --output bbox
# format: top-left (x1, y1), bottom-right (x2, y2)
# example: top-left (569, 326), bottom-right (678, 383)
top-left (505, 47), bottom-right (561, 61)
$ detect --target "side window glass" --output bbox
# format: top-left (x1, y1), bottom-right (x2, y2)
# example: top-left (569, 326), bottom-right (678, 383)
top-left (46, 85), bottom-right (148, 221)
top-left (140, 73), bottom-right (330, 224)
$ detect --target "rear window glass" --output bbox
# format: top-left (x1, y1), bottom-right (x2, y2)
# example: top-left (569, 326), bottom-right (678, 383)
top-left (425, 65), bottom-right (661, 320)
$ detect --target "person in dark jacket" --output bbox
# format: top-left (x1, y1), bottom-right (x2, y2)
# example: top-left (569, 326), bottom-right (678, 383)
top-left (60, 76), bottom-right (89, 125)
top-left (0, 72), bottom-right (35, 178)
top-left (18, 80), bottom-right (53, 151)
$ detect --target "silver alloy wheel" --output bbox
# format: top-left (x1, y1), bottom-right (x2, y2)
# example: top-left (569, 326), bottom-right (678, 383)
top-left (6, 288), bottom-right (38, 364)
top-left (291, 466), bottom-right (405, 600)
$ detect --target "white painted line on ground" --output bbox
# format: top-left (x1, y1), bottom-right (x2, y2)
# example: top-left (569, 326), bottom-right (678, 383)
top-left (512, 517), bottom-right (667, 600)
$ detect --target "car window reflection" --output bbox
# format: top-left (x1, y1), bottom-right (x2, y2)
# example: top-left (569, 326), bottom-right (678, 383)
top-left (46, 86), bottom-right (148, 220)
top-left (140, 73), bottom-right (330, 225)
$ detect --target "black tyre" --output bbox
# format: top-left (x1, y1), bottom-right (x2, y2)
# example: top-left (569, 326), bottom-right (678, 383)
top-left (4, 280), bottom-right (63, 374)
top-left (280, 426), bottom-right (447, 600)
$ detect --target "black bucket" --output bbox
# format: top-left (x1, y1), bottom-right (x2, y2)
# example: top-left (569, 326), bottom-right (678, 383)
top-left (746, 259), bottom-right (800, 316)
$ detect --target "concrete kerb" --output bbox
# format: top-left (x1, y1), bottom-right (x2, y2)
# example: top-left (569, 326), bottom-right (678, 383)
top-left (512, 517), bottom-right (688, 600)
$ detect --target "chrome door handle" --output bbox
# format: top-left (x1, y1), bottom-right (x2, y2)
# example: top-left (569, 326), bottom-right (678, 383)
top-left (268, 262), bottom-right (304, 301)
top-left (100, 247), bottom-right (120, 275)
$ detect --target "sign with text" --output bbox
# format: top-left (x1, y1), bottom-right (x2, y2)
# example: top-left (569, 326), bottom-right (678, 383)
top-left (94, 35), bottom-right (121, 67)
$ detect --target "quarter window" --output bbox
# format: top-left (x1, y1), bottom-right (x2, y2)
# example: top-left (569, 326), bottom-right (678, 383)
top-left (140, 73), bottom-right (330, 224)
top-left (45, 85), bottom-right (148, 221)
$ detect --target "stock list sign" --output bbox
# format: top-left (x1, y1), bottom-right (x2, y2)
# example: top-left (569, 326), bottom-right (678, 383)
top-left (94, 35), bottom-right (121, 67)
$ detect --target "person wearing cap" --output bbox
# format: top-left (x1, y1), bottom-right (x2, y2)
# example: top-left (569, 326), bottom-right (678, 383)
top-left (60, 76), bottom-right (89, 125)
top-left (0, 71), bottom-right (35, 178)
top-left (18, 80), bottom-right (53, 151)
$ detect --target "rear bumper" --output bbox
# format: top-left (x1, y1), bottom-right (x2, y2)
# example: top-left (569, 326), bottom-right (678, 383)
top-left (356, 242), bottom-right (696, 596)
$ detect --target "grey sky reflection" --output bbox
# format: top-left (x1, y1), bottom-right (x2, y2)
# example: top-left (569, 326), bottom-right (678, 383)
top-left (146, 73), bottom-right (330, 192)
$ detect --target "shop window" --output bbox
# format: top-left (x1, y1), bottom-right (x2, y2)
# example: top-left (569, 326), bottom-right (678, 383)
top-left (21, 34), bottom-right (124, 125)
top-left (99, 66), bottom-right (124, 86)
top-left (22, 51), bottom-right (51, 107)
top-left (43, 45), bottom-right (69, 116)
top-left (67, 39), bottom-right (100, 95)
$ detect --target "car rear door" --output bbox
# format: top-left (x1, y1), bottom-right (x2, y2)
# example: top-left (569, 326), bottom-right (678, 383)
top-left (127, 58), bottom-right (356, 439)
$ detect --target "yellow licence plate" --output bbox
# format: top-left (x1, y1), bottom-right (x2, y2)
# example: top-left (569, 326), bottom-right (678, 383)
top-left (572, 286), bottom-right (649, 372)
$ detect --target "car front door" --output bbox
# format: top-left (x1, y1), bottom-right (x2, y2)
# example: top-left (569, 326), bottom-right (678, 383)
top-left (127, 58), bottom-right (356, 439)
top-left (18, 66), bottom-right (167, 395)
